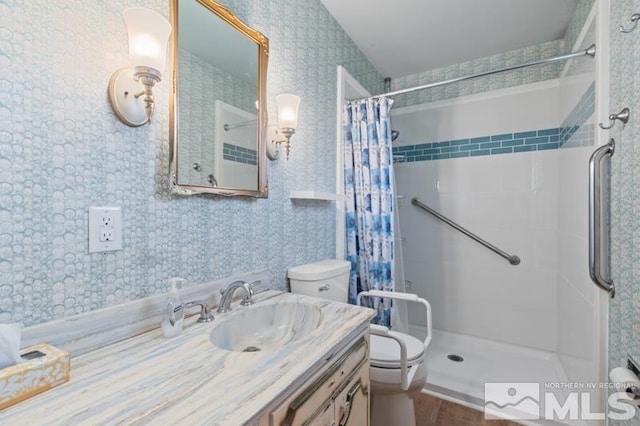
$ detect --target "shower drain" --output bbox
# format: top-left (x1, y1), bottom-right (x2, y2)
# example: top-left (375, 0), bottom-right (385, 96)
top-left (447, 354), bottom-right (464, 362)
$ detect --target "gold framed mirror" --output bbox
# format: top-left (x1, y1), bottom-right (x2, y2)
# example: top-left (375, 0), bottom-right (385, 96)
top-left (169, 0), bottom-right (269, 197)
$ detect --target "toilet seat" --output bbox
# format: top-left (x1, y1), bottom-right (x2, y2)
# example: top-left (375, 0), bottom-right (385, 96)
top-left (370, 331), bottom-right (428, 388)
top-left (370, 333), bottom-right (425, 369)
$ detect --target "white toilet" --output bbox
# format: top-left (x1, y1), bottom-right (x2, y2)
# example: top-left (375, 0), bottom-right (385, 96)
top-left (288, 259), bottom-right (432, 426)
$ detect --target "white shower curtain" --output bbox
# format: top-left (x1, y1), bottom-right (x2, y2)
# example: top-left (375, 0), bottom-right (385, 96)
top-left (391, 180), bottom-right (409, 333)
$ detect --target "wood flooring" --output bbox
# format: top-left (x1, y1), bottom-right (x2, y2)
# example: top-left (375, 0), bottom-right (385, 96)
top-left (414, 392), bottom-right (522, 426)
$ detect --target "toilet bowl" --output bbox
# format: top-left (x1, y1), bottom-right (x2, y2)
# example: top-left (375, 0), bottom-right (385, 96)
top-left (288, 260), bottom-right (432, 426)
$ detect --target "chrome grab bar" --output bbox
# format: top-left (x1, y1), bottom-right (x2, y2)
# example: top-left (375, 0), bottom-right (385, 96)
top-left (411, 198), bottom-right (521, 265)
top-left (588, 139), bottom-right (615, 297)
top-left (223, 119), bottom-right (257, 131)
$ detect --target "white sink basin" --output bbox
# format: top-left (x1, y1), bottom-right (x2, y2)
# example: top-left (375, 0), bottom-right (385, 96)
top-left (210, 301), bottom-right (322, 352)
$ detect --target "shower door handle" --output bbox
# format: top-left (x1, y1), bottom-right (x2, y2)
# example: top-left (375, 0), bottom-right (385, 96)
top-left (588, 139), bottom-right (615, 298)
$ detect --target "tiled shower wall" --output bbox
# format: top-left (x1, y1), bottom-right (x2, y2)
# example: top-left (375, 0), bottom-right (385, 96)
top-left (0, 0), bottom-right (382, 326)
top-left (393, 127), bottom-right (563, 162)
top-left (392, 82), bottom-right (595, 163)
top-left (394, 77), bottom-right (596, 357)
top-left (393, 82), bottom-right (563, 351)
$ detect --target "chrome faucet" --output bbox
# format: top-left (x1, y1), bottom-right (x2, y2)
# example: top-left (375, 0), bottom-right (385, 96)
top-left (217, 280), bottom-right (257, 313)
top-left (184, 300), bottom-right (214, 323)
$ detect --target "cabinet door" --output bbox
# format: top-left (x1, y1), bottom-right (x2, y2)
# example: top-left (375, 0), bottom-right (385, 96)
top-left (334, 362), bottom-right (369, 426)
top-left (270, 338), bottom-right (368, 426)
top-left (309, 401), bottom-right (336, 426)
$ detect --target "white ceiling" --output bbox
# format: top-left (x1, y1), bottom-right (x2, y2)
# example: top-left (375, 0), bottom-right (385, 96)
top-left (321, 0), bottom-right (578, 78)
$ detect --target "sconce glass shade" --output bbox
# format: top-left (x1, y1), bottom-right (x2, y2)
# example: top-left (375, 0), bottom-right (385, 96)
top-left (123, 7), bottom-right (172, 73)
top-left (276, 94), bottom-right (301, 130)
top-left (109, 8), bottom-right (171, 127)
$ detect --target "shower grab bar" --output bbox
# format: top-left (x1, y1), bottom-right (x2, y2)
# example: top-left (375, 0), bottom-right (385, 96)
top-left (411, 198), bottom-right (521, 265)
top-left (223, 119), bottom-right (257, 131)
top-left (588, 139), bottom-right (615, 298)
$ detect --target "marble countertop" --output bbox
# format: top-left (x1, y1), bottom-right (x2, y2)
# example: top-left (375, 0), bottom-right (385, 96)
top-left (1, 291), bottom-right (374, 425)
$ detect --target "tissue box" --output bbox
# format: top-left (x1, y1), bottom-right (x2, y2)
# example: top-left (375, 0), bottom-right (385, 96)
top-left (0, 343), bottom-right (70, 410)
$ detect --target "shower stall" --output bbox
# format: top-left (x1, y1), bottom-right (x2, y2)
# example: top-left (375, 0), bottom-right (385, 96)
top-left (386, 9), bottom-right (609, 420)
top-left (336, 5), bottom-right (611, 421)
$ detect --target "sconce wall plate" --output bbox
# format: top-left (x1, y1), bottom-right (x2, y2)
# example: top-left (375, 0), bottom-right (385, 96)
top-left (108, 68), bottom-right (152, 127)
top-left (266, 125), bottom-right (281, 161)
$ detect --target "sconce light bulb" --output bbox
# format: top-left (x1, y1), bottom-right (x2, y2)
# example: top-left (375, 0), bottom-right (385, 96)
top-left (275, 94), bottom-right (300, 130)
top-left (123, 7), bottom-right (172, 73)
top-left (130, 35), bottom-right (163, 63)
top-left (280, 110), bottom-right (295, 122)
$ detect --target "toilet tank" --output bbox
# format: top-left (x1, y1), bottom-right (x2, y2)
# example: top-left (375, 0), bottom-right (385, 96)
top-left (287, 259), bottom-right (351, 303)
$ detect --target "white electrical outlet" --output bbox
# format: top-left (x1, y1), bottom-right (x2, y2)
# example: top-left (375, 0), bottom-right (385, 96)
top-left (89, 207), bottom-right (123, 253)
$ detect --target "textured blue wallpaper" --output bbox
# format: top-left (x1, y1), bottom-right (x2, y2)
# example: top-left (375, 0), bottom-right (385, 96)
top-left (387, 0), bottom-right (594, 109)
top-left (609, 2), bottom-right (640, 424)
top-left (0, 0), bottom-right (382, 326)
top-left (564, 0), bottom-right (595, 52)
top-left (390, 40), bottom-right (565, 108)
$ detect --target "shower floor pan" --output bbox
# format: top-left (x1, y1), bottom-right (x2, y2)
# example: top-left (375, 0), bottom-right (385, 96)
top-left (415, 328), bottom-right (577, 425)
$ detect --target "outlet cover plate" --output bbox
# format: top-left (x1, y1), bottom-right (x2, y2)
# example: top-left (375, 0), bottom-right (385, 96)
top-left (88, 206), bottom-right (123, 253)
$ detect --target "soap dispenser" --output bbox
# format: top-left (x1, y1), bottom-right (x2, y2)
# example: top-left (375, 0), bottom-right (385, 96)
top-left (161, 277), bottom-right (185, 338)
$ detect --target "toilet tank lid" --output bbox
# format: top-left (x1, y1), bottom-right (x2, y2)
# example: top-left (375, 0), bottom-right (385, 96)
top-left (288, 259), bottom-right (351, 281)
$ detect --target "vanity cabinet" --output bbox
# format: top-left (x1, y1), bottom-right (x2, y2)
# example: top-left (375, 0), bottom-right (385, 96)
top-left (267, 336), bottom-right (370, 426)
top-left (332, 362), bottom-right (369, 425)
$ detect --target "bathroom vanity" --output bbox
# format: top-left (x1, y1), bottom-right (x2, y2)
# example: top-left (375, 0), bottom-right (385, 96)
top-left (0, 291), bottom-right (374, 425)
top-left (266, 336), bottom-right (369, 425)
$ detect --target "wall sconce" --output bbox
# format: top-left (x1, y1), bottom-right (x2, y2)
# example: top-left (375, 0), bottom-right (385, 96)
top-left (108, 8), bottom-right (172, 127)
top-left (267, 94), bottom-right (301, 160)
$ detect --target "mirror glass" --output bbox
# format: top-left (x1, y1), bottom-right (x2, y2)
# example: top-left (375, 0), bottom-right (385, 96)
top-left (170, 0), bottom-right (268, 197)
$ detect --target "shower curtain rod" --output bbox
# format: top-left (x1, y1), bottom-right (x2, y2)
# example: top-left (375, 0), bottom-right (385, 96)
top-left (352, 44), bottom-right (596, 101)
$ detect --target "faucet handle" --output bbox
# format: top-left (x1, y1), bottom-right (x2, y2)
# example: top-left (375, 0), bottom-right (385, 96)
top-left (239, 281), bottom-right (257, 306)
top-left (184, 300), bottom-right (214, 323)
